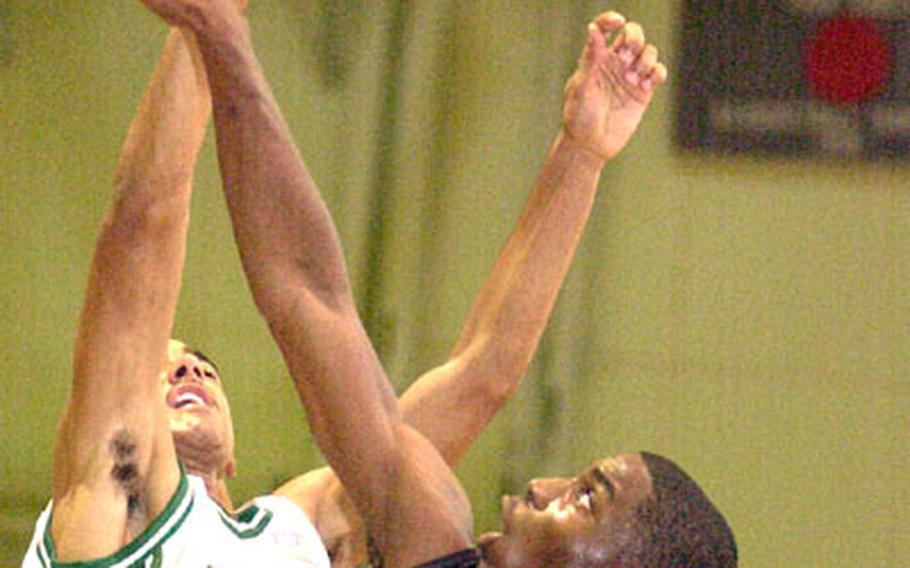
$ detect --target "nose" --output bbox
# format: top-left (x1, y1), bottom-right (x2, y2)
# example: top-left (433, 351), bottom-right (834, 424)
top-left (526, 478), bottom-right (572, 509)
top-left (167, 356), bottom-right (206, 385)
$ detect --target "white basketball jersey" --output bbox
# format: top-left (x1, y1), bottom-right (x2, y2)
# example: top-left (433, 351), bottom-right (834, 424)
top-left (22, 471), bottom-right (330, 567)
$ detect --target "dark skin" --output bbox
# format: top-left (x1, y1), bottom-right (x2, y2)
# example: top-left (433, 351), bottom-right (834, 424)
top-left (479, 453), bottom-right (653, 567)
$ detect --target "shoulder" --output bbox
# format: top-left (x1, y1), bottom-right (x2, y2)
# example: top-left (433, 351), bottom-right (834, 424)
top-left (271, 467), bottom-right (366, 563)
top-left (271, 467), bottom-right (337, 523)
top-left (249, 493), bottom-right (317, 528)
top-left (26, 470), bottom-right (194, 567)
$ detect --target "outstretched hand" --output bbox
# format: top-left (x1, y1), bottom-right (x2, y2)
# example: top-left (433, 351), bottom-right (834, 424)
top-left (562, 11), bottom-right (668, 162)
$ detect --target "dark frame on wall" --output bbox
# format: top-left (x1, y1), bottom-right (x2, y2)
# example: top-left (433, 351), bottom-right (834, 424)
top-left (674, 0), bottom-right (910, 160)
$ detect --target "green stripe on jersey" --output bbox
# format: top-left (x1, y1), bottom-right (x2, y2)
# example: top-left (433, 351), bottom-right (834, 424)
top-left (38, 469), bottom-right (191, 567)
top-left (218, 503), bottom-right (274, 539)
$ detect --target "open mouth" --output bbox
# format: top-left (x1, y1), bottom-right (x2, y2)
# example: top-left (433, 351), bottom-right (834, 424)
top-left (169, 385), bottom-right (211, 410)
top-left (175, 392), bottom-right (206, 409)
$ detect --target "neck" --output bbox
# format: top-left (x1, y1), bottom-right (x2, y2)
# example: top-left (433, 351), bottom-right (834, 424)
top-left (186, 464), bottom-right (234, 511)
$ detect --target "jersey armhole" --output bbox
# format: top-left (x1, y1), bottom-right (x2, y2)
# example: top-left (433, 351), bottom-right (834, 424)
top-left (36, 465), bottom-right (193, 567)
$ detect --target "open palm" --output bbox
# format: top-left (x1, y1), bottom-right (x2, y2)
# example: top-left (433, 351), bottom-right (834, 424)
top-left (562, 13), bottom-right (667, 161)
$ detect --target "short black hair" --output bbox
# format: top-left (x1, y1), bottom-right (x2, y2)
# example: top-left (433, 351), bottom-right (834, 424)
top-left (190, 348), bottom-right (220, 374)
top-left (177, 340), bottom-right (221, 376)
top-left (616, 452), bottom-right (737, 567)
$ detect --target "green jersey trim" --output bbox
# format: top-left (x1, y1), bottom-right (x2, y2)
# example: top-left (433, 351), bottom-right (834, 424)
top-left (218, 503), bottom-right (274, 539)
top-left (38, 467), bottom-right (192, 567)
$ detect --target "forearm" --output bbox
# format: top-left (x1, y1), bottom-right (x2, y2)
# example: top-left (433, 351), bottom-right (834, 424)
top-left (398, 131), bottom-right (606, 464)
top-left (72, 26), bottom-right (210, 405)
top-left (192, 15), bottom-right (351, 311)
top-left (188, 3), bottom-right (406, 514)
top-left (113, 28), bottom-right (210, 214)
top-left (300, 11), bottom-right (667, 559)
top-left (454, 131), bottom-right (604, 359)
top-left (191, 7), bottom-right (398, 415)
top-left (398, 11), bottom-right (665, 466)
top-left (83, 28), bottom-right (207, 328)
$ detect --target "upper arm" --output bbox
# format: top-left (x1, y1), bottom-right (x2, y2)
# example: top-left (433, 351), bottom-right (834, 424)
top-left (265, 292), bottom-right (473, 565)
top-left (397, 345), bottom-right (517, 467)
top-left (266, 293), bottom-right (400, 511)
top-left (49, 200), bottom-right (183, 559)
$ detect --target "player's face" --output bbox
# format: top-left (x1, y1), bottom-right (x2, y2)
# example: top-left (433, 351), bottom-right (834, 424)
top-left (161, 340), bottom-right (236, 477)
top-left (479, 453), bottom-right (652, 567)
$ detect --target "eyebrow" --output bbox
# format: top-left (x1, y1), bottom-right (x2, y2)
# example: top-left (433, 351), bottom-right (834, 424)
top-left (190, 349), bottom-right (220, 374)
top-left (592, 467), bottom-right (617, 500)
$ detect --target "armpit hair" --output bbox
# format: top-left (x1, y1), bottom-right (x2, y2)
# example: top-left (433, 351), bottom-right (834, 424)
top-left (109, 429), bottom-right (146, 518)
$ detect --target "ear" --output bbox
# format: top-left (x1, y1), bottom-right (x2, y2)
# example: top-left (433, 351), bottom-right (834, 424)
top-left (225, 458), bottom-right (237, 479)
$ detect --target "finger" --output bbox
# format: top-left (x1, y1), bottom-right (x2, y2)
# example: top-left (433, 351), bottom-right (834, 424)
top-left (653, 62), bottom-right (669, 86)
top-left (593, 11), bottom-right (626, 35)
top-left (634, 45), bottom-right (659, 78)
top-left (613, 21), bottom-right (646, 62)
top-left (640, 62), bottom-right (669, 93)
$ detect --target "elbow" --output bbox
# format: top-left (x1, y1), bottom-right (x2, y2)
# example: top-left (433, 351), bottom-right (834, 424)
top-left (245, 275), bottom-right (298, 326)
top-left (248, 275), bottom-right (356, 338)
top-left (484, 360), bottom-right (526, 409)
top-left (457, 335), bottom-right (531, 409)
top-left (103, 178), bottom-right (191, 237)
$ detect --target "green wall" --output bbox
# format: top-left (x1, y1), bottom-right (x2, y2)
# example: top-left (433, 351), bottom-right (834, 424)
top-left (1, 1), bottom-right (906, 565)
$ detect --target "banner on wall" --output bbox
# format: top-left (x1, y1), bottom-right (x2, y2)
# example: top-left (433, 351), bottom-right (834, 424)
top-left (675, 0), bottom-right (910, 159)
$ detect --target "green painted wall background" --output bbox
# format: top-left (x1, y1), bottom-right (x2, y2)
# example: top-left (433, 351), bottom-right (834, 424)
top-left (1, 1), bottom-right (906, 565)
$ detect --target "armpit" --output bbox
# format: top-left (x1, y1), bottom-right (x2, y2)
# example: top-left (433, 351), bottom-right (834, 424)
top-left (109, 429), bottom-right (146, 518)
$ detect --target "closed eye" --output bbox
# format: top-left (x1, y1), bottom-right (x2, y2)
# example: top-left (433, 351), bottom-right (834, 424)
top-left (592, 468), bottom-right (616, 501)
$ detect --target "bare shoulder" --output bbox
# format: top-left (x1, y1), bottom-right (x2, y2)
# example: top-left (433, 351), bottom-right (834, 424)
top-left (49, 421), bottom-right (181, 562)
top-left (273, 466), bottom-right (367, 561)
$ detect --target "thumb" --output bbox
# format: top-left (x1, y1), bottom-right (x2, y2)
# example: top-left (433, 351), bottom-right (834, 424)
top-left (578, 23), bottom-right (606, 77)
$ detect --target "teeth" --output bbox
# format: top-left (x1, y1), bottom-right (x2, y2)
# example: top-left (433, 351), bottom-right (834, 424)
top-left (176, 392), bottom-right (205, 408)
top-left (544, 498), bottom-right (575, 520)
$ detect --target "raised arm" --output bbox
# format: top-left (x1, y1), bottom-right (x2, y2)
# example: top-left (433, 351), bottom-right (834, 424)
top-left (399, 12), bottom-right (668, 464)
top-left (279, 12), bottom-right (668, 565)
top-left (139, 1), bottom-right (474, 565)
top-left (49, 28), bottom-right (211, 561)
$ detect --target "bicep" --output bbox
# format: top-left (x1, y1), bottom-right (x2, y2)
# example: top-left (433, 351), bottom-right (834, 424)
top-left (268, 298), bottom-right (400, 502)
top-left (50, 327), bottom-right (180, 559)
top-left (52, 223), bottom-right (181, 520)
top-left (265, 293), bottom-right (474, 562)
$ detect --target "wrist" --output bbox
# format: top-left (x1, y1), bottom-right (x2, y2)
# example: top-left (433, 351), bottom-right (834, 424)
top-left (553, 130), bottom-right (608, 170)
top-left (187, 2), bottom-right (248, 49)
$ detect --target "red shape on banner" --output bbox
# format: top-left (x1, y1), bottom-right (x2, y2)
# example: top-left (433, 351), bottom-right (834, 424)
top-left (804, 16), bottom-right (893, 105)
